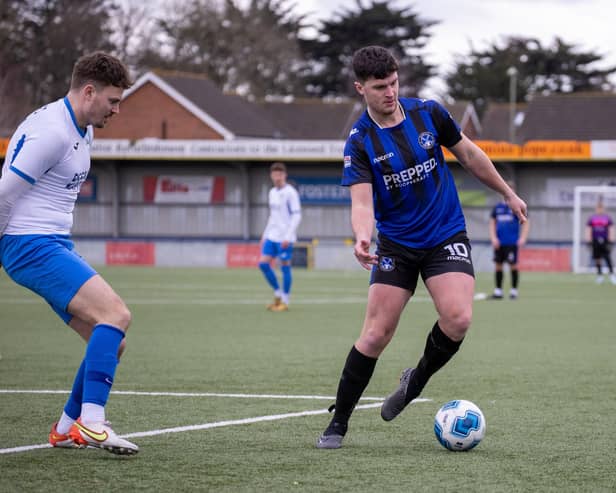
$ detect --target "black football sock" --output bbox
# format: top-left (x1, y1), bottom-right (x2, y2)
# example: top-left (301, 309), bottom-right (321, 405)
top-left (605, 256), bottom-right (613, 274)
top-left (511, 269), bottom-right (519, 289)
top-left (405, 322), bottom-right (463, 404)
top-left (495, 271), bottom-right (503, 289)
top-left (326, 346), bottom-right (377, 435)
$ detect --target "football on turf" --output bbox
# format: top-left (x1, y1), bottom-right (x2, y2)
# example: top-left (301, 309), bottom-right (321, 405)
top-left (434, 400), bottom-right (486, 451)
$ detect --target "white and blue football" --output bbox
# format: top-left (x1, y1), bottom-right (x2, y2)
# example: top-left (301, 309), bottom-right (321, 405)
top-left (434, 399), bottom-right (486, 451)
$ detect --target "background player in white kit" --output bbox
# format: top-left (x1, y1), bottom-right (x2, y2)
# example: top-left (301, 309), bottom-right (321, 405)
top-left (0, 52), bottom-right (138, 454)
top-left (258, 162), bottom-right (302, 312)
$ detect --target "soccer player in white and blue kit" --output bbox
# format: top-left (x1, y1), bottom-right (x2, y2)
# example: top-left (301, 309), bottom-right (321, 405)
top-left (316, 46), bottom-right (528, 449)
top-left (0, 52), bottom-right (138, 454)
top-left (259, 162), bottom-right (302, 312)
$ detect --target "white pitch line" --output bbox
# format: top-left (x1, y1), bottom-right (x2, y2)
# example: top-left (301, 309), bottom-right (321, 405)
top-left (0, 389), bottom-right (401, 402)
top-left (0, 394), bottom-right (433, 455)
top-left (112, 391), bottom-right (388, 400)
top-left (0, 443), bottom-right (53, 455)
top-left (123, 402), bottom-right (383, 440)
top-left (0, 402), bottom-right (382, 455)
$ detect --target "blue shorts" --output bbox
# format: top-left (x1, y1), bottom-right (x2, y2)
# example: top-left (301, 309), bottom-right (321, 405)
top-left (261, 239), bottom-right (294, 262)
top-left (0, 234), bottom-right (97, 324)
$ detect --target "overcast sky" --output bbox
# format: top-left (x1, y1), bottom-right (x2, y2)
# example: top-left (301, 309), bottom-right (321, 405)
top-left (294, 0), bottom-right (616, 98)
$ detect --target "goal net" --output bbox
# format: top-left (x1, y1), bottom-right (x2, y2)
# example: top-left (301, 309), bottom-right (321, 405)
top-left (572, 185), bottom-right (616, 273)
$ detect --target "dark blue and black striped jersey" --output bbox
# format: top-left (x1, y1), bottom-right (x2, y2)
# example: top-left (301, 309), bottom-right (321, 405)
top-left (341, 97), bottom-right (466, 248)
top-left (491, 202), bottom-right (521, 246)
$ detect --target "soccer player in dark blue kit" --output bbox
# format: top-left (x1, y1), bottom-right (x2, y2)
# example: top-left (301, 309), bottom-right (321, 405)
top-left (317, 46), bottom-right (527, 449)
top-left (489, 182), bottom-right (530, 299)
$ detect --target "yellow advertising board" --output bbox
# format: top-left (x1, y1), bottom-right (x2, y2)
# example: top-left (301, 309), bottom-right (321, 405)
top-left (444, 140), bottom-right (592, 161)
top-left (521, 140), bottom-right (591, 160)
top-left (443, 141), bottom-right (523, 161)
top-left (0, 138), bottom-right (8, 158)
top-left (0, 137), bottom-right (599, 161)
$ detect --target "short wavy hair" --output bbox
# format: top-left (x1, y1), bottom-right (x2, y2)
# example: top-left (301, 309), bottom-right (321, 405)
top-left (70, 52), bottom-right (132, 90)
top-left (352, 46), bottom-right (399, 82)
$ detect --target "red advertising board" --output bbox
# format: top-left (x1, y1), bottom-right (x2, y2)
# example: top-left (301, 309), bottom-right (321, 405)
top-left (226, 244), bottom-right (261, 268)
top-left (518, 248), bottom-right (570, 272)
top-left (143, 175), bottom-right (225, 203)
top-left (106, 242), bottom-right (155, 265)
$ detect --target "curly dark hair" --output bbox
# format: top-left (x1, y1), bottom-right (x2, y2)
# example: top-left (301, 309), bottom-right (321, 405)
top-left (70, 51), bottom-right (132, 90)
top-left (352, 46), bottom-right (399, 82)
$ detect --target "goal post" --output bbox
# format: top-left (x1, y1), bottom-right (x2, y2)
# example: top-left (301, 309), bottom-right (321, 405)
top-left (572, 185), bottom-right (616, 274)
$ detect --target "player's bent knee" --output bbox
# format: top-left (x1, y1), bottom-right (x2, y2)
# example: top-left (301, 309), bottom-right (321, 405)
top-left (117, 305), bottom-right (132, 331)
top-left (442, 310), bottom-right (472, 338)
top-left (107, 298), bottom-right (132, 331)
top-left (359, 327), bottom-right (395, 354)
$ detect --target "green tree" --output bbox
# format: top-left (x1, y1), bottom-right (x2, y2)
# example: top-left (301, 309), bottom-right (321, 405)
top-left (0, 0), bottom-right (29, 132)
top-left (0, 0), bottom-right (116, 112)
top-left (299, 0), bottom-right (437, 97)
top-left (446, 36), bottom-right (616, 113)
top-left (136, 0), bottom-right (307, 99)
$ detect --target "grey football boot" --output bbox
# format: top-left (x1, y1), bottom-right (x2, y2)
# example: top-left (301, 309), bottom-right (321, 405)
top-left (316, 421), bottom-right (347, 449)
top-left (380, 368), bottom-right (415, 421)
top-left (316, 433), bottom-right (344, 449)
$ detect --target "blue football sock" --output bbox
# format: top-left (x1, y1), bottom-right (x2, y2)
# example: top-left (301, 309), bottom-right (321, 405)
top-left (281, 264), bottom-right (292, 295)
top-left (63, 359), bottom-right (86, 420)
top-left (259, 262), bottom-right (280, 291)
top-left (82, 324), bottom-right (124, 407)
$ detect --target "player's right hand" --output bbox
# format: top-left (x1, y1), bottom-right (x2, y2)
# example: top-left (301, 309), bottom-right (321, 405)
top-left (354, 239), bottom-right (378, 270)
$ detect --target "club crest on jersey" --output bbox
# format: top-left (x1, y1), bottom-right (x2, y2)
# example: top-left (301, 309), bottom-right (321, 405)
top-left (418, 132), bottom-right (435, 150)
top-left (344, 155), bottom-right (352, 168)
top-left (379, 256), bottom-right (395, 272)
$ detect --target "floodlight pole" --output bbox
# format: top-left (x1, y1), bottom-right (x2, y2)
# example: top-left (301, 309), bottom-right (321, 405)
top-left (507, 67), bottom-right (518, 144)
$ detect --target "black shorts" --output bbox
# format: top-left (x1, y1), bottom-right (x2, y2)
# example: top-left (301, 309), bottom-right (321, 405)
top-left (493, 245), bottom-right (518, 265)
top-left (370, 231), bottom-right (475, 292)
top-left (591, 239), bottom-right (611, 260)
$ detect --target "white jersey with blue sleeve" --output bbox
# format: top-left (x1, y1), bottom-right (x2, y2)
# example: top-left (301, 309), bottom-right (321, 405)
top-left (263, 184), bottom-right (302, 243)
top-left (1, 97), bottom-right (93, 235)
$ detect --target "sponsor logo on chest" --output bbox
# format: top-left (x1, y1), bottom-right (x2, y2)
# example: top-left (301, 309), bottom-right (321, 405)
top-left (382, 157), bottom-right (438, 190)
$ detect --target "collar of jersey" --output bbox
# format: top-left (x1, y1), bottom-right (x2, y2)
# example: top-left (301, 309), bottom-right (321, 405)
top-left (368, 102), bottom-right (406, 130)
top-left (63, 97), bottom-right (87, 139)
